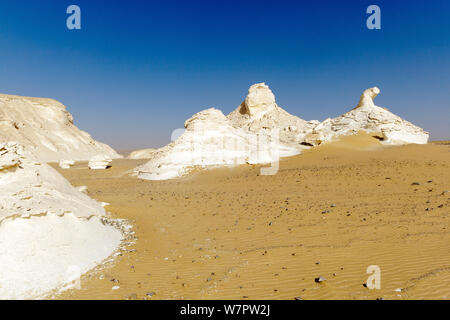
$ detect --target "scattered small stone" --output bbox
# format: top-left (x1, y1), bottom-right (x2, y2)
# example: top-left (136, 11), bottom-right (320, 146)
top-left (376, 297), bottom-right (384, 300)
top-left (206, 277), bottom-right (212, 282)
top-left (330, 204), bottom-right (336, 207)
top-left (427, 180), bottom-right (433, 183)
top-left (438, 204), bottom-right (444, 208)
top-left (363, 283), bottom-right (367, 288)
top-left (322, 210), bottom-right (330, 214)
top-left (411, 182), bottom-right (421, 185)
top-left (112, 286), bottom-right (120, 290)
top-left (315, 276), bottom-right (326, 283)
top-left (425, 208), bottom-right (430, 211)
top-left (146, 292), bottom-right (155, 297)
top-left (394, 288), bottom-right (402, 292)
top-left (294, 297), bottom-right (303, 300)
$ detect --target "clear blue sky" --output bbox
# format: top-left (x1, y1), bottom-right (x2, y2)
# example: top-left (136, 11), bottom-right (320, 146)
top-left (0, 0), bottom-right (448, 149)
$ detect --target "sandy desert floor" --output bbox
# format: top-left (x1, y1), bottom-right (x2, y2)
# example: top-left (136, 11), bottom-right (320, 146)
top-left (52, 135), bottom-right (449, 300)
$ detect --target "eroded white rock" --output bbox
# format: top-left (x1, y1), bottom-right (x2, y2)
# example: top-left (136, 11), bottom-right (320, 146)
top-left (304, 87), bottom-right (429, 145)
top-left (88, 155), bottom-right (112, 170)
top-left (228, 83), bottom-right (316, 146)
top-left (0, 142), bottom-right (123, 299)
top-left (134, 84), bottom-right (309, 180)
top-left (135, 84), bottom-right (429, 180)
top-left (0, 94), bottom-right (122, 162)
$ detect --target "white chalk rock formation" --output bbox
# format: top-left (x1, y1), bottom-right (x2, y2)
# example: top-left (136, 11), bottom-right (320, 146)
top-left (228, 83), bottom-right (317, 147)
top-left (88, 155), bottom-right (112, 170)
top-left (0, 94), bottom-right (122, 162)
top-left (135, 84), bottom-right (308, 181)
top-left (0, 142), bottom-right (123, 299)
top-left (135, 108), bottom-right (250, 180)
top-left (59, 159), bottom-right (75, 169)
top-left (304, 87), bottom-right (429, 145)
top-left (128, 148), bottom-right (156, 159)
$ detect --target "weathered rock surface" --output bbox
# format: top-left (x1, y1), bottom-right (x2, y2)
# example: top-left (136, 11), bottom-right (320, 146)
top-left (0, 94), bottom-right (122, 162)
top-left (304, 87), bottom-right (429, 145)
top-left (0, 142), bottom-right (123, 299)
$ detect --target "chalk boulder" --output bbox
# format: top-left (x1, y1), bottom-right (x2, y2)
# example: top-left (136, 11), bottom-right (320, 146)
top-left (59, 159), bottom-right (75, 169)
top-left (88, 155), bottom-right (112, 170)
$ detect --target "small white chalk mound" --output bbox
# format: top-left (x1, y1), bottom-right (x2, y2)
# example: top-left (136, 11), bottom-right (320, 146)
top-left (59, 159), bottom-right (75, 169)
top-left (88, 155), bottom-right (112, 170)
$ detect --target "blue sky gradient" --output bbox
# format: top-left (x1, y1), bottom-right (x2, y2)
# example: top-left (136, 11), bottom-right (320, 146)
top-left (0, 0), bottom-right (448, 149)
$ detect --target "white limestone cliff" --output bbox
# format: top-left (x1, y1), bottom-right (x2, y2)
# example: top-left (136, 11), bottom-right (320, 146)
top-left (0, 142), bottom-right (123, 299)
top-left (304, 87), bottom-right (429, 145)
top-left (0, 94), bottom-right (122, 162)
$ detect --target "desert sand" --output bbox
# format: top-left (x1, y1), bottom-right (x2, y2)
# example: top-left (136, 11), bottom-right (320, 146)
top-left (53, 134), bottom-right (449, 300)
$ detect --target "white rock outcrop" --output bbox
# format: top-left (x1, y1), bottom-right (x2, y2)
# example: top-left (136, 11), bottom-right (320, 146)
top-left (128, 148), bottom-right (156, 159)
top-left (135, 84), bottom-right (429, 181)
top-left (228, 83), bottom-right (318, 146)
top-left (88, 155), bottom-right (112, 170)
top-left (0, 142), bottom-right (123, 299)
top-left (304, 87), bottom-right (429, 145)
top-left (0, 94), bottom-right (122, 162)
top-left (134, 83), bottom-right (310, 180)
